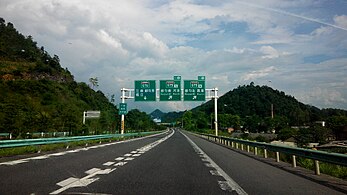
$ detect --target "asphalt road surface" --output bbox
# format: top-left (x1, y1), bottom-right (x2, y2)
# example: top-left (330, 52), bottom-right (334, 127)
top-left (0, 129), bottom-right (345, 195)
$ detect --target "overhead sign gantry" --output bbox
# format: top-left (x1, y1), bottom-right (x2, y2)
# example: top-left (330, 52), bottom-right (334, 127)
top-left (120, 76), bottom-right (219, 136)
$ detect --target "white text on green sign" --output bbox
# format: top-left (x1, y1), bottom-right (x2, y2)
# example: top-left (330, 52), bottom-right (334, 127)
top-left (184, 79), bottom-right (205, 101)
top-left (134, 80), bottom-right (156, 101)
top-left (160, 80), bottom-right (181, 101)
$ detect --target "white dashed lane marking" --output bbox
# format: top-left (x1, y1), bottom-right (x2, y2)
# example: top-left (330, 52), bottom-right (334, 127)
top-left (115, 157), bottom-right (124, 161)
top-left (114, 162), bottom-right (127, 167)
top-left (50, 130), bottom-right (174, 194)
top-left (0, 130), bottom-right (169, 167)
top-left (103, 162), bottom-right (115, 166)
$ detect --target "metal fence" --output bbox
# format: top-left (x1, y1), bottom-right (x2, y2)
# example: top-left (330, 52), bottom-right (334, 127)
top-left (196, 133), bottom-right (347, 175)
top-left (0, 131), bottom-right (162, 149)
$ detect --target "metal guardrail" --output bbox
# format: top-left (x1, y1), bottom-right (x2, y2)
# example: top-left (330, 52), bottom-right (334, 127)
top-left (196, 133), bottom-right (347, 175)
top-left (0, 131), bottom-right (162, 149)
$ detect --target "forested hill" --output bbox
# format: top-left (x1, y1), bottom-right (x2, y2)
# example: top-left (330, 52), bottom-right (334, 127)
top-left (0, 18), bottom-right (163, 137)
top-left (193, 82), bottom-right (347, 126)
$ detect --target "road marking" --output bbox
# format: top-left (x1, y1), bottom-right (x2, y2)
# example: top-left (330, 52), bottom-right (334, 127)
top-left (218, 181), bottom-right (234, 192)
top-left (50, 152), bottom-right (67, 156)
top-left (114, 162), bottom-right (128, 166)
top-left (210, 170), bottom-right (221, 176)
top-left (51, 130), bottom-right (175, 194)
top-left (0, 159), bottom-right (28, 165)
top-left (205, 163), bottom-right (213, 167)
top-left (29, 155), bottom-right (49, 160)
top-left (132, 153), bottom-right (141, 157)
top-left (85, 168), bottom-right (101, 174)
top-left (103, 162), bottom-right (115, 166)
top-left (181, 131), bottom-right (248, 195)
top-left (131, 151), bottom-right (138, 154)
top-left (0, 130), bottom-right (170, 167)
top-left (51, 168), bottom-right (115, 194)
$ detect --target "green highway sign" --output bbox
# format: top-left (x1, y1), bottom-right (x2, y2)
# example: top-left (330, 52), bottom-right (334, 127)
top-left (118, 103), bottom-right (128, 115)
top-left (134, 80), bottom-right (156, 101)
top-left (160, 76), bottom-right (181, 101)
top-left (184, 76), bottom-right (206, 101)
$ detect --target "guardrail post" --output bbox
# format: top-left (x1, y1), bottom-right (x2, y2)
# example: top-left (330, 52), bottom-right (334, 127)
top-left (236, 143), bottom-right (239, 149)
top-left (292, 155), bottom-right (297, 167)
top-left (247, 145), bottom-right (250, 152)
top-left (37, 145), bottom-right (41, 153)
top-left (276, 152), bottom-right (280, 162)
top-left (314, 160), bottom-right (320, 175)
top-left (254, 147), bottom-right (258, 155)
top-left (241, 144), bottom-right (244, 151)
top-left (264, 149), bottom-right (268, 158)
top-left (232, 142), bottom-right (234, 148)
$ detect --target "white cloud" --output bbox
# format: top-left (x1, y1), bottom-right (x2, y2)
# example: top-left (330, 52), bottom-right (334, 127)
top-left (1, 0), bottom-right (347, 112)
top-left (260, 46), bottom-right (280, 59)
top-left (259, 46), bottom-right (291, 59)
top-left (97, 30), bottom-right (128, 56)
top-left (241, 66), bottom-right (277, 81)
top-left (334, 15), bottom-right (347, 29)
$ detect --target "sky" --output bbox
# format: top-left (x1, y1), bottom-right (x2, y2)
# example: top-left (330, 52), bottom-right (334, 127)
top-left (1, 0), bottom-right (347, 113)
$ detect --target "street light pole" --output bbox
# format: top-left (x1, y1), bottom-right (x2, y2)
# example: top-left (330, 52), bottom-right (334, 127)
top-left (121, 88), bottom-right (125, 134)
top-left (213, 88), bottom-right (218, 136)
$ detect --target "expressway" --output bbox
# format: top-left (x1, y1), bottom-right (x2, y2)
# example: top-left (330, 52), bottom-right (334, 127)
top-left (0, 129), bottom-right (346, 194)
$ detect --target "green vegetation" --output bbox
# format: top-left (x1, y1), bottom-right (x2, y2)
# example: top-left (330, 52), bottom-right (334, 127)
top-left (126, 109), bottom-right (166, 131)
top-left (173, 83), bottom-right (347, 146)
top-left (0, 18), bottom-right (161, 138)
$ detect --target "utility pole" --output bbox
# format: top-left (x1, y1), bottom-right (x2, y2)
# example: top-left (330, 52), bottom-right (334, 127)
top-left (213, 88), bottom-right (218, 136)
top-left (121, 88), bottom-right (125, 134)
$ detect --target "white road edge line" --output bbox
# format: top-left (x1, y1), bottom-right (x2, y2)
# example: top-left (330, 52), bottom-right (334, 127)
top-left (0, 130), bottom-right (170, 166)
top-left (180, 131), bottom-right (248, 195)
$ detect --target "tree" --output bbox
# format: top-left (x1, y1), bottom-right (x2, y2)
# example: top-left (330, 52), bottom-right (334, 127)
top-left (89, 77), bottom-right (99, 90)
top-left (277, 127), bottom-right (297, 141)
top-left (182, 111), bottom-right (194, 131)
top-left (327, 116), bottom-right (347, 140)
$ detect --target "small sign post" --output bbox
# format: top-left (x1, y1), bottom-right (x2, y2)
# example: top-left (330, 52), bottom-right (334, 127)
top-left (118, 103), bottom-right (128, 115)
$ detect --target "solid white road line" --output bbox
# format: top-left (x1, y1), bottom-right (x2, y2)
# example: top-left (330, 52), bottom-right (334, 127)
top-left (181, 131), bottom-right (248, 195)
